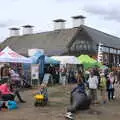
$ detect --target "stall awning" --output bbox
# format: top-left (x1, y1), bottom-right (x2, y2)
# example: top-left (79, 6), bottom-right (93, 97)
top-left (0, 46), bottom-right (32, 63)
top-left (45, 56), bottom-right (60, 64)
top-left (51, 56), bottom-right (81, 64)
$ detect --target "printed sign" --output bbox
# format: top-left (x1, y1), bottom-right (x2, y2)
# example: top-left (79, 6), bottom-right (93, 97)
top-left (31, 64), bottom-right (39, 79)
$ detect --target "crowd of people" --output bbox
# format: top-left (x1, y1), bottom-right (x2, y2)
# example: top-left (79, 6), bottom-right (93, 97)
top-left (65, 67), bottom-right (120, 119)
top-left (88, 67), bottom-right (119, 103)
top-left (43, 64), bottom-right (120, 108)
top-left (0, 63), bottom-right (120, 119)
top-left (73, 67), bottom-right (120, 104)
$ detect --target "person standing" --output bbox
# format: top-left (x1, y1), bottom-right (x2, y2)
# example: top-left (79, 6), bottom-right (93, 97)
top-left (61, 66), bottom-right (67, 86)
top-left (93, 67), bottom-right (100, 88)
top-left (106, 72), bottom-right (115, 101)
top-left (88, 70), bottom-right (99, 104)
top-left (9, 68), bottom-right (21, 88)
top-left (1, 64), bottom-right (10, 84)
top-left (99, 73), bottom-right (107, 104)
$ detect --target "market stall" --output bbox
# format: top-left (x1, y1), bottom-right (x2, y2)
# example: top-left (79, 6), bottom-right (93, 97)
top-left (51, 56), bottom-right (82, 84)
top-left (0, 46), bottom-right (32, 85)
top-left (0, 46), bottom-right (31, 63)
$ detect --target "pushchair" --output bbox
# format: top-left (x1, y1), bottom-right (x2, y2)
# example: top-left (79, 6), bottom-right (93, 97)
top-left (34, 93), bottom-right (48, 106)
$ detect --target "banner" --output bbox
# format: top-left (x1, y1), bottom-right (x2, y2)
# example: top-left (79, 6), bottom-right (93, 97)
top-left (97, 43), bottom-right (103, 63)
top-left (31, 64), bottom-right (39, 80)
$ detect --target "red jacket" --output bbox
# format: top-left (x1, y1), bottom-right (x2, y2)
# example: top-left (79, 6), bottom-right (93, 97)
top-left (0, 83), bottom-right (13, 95)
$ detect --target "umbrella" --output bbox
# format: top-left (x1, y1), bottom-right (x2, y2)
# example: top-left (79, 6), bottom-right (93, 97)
top-left (78, 55), bottom-right (102, 69)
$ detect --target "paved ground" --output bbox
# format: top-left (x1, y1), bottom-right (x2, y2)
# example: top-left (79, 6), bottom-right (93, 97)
top-left (0, 84), bottom-right (120, 120)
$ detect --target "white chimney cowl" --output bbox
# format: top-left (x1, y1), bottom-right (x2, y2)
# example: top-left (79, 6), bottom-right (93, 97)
top-left (9, 28), bottom-right (20, 37)
top-left (72, 15), bottom-right (86, 28)
top-left (53, 19), bottom-right (66, 30)
top-left (22, 25), bottom-right (34, 35)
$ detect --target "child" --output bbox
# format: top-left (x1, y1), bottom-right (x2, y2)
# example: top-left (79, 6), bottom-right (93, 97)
top-left (39, 83), bottom-right (48, 102)
top-left (100, 73), bottom-right (107, 104)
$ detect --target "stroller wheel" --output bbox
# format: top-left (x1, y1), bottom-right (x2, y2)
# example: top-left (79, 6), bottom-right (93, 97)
top-left (34, 102), bottom-right (38, 107)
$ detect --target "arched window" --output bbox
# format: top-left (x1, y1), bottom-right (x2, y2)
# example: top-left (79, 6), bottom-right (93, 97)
top-left (70, 39), bottom-right (91, 51)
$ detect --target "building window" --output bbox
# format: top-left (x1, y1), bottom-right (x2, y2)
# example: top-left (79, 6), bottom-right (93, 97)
top-left (102, 47), bottom-right (105, 52)
top-left (110, 48), bottom-right (114, 53)
top-left (80, 40), bottom-right (84, 44)
top-left (70, 44), bottom-right (74, 51)
top-left (70, 40), bottom-right (91, 52)
top-left (87, 44), bottom-right (90, 50)
top-left (83, 44), bottom-right (87, 49)
top-left (118, 50), bottom-right (120, 54)
top-left (114, 49), bottom-right (117, 54)
top-left (106, 47), bottom-right (109, 53)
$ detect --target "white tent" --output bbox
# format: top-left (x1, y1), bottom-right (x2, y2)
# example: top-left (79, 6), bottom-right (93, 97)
top-left (0, 46), bottom-right (32, 63)
top-left (51, 56), bottom-right (81, 64)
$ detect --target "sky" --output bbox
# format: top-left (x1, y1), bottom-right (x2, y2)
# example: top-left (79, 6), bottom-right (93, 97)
top-left (0, 0), bottom-right (120, 42)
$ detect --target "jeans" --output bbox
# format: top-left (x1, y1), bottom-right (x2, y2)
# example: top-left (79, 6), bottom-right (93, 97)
top-left (1, 90), bottom-right (24, 102)
top-left (108, 89), bottom-right (114, 100)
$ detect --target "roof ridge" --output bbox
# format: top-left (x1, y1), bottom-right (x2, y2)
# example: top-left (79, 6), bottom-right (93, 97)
top-left (81, 25), bottom-right (120, 39)
top-left (6, 27), bottom-right (77, 39)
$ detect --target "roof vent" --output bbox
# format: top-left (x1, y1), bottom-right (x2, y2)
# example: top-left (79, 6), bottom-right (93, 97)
top-left (72, 15), bottom-right (86, 28)
top-left (22, 25), bottom-right (34, 35)
top-left (9, 27), bottom-right (20, 37)
top-left (53, 19), bottom-right (66, 30)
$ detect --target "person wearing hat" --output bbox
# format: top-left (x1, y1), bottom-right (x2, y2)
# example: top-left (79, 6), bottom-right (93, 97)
top-left (100, 73), bottom-right (107, 104)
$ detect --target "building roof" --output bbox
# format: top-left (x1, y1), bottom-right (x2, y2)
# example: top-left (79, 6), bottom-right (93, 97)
top-left (1, 25), bottom-right (120, 55)
top-left (81, 25), bottom-right (120, 48)
top-left (1, 28), bottom-right (78, 55)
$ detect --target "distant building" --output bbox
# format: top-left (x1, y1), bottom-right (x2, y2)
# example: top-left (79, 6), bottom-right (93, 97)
top-left (1, 15), bottom-right (120, 66)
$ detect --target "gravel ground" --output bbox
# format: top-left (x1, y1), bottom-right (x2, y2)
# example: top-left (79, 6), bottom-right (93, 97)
top-left (0, 84), bottom-right (120, 120)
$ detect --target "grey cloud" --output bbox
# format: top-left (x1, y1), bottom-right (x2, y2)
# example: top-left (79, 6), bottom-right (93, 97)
top-left (0, 23), bottom-right (8, 28)
top-left (83, 3), bottom-right (120, 22)
top-left (0, 19), bottom-right (22, 28)
top-left (56, 0), bottom-right (120, 22)
top-left (84, 5), bottom-right (109, 15)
